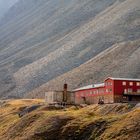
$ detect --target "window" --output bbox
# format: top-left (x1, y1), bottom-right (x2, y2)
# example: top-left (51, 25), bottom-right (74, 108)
top-left (128, 88), bottom-right (132, 93)
top-left (136, 82), bottom-right (140, 86)
top-left (109, 88), bottom-right (112, 92)
top-left (124, 89), bottom-right (127, 94)
top-left (106, 82), bottom-right (112, 86)
top-left (100, 89), bottom-right (104, 93)
top-left (122, 81), bottom-right (126, 86)
top-left (106, 89), bottom-right (109, 92)
top-left (106, 82), bottom-right (109, 86)
top-left (137, 89), bottom-right (140, 93)
top-left (99, 89), bottom-right (103, 93)
top-left (129, 82), bottom-right (133, 86)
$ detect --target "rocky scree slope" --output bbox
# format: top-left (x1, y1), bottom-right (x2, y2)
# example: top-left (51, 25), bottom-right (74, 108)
top-left (0, 0), bottom-right (139, 98)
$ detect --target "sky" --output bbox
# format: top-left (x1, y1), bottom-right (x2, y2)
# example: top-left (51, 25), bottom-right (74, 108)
top-left (0, 0), bottom-right (18, 19)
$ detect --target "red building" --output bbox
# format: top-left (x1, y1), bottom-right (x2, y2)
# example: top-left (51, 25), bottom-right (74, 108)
top-left (74, 77), bottom-right (140, 104)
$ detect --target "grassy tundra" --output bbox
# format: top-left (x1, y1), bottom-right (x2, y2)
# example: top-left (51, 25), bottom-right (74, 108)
top-left (0, 99), bottom-right (140, 140)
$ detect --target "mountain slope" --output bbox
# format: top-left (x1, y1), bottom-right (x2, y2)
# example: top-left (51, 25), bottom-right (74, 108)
top-left (0, 0), bottom-right (18, 20)
top-left (0, 0), bottom-right (140, 98)
top-left (26, 39), bottom-right (140, 98)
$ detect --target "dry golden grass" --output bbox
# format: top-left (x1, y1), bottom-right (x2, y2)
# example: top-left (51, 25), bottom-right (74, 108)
top-left (0, 99), bottom-right (44, 138)
top-left (0, 100), bottom-right (140, 140)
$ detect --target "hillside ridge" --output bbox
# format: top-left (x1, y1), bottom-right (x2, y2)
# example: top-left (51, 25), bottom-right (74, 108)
top-left (0, 99), bottom-right (140, 140)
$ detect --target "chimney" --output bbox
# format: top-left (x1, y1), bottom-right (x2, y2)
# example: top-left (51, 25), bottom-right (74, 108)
top-left (63, 83), bottom-right (68, 102)
top-left (64, 83), bottom-right (67, 91)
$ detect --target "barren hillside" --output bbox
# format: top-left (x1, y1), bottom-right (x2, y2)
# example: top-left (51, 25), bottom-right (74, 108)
top-left (26, 39), bottom-right (140, 98)
top-left (0, 0), bottom-right (140, 98)
top-left (0, 99), bottom-right (140, 140)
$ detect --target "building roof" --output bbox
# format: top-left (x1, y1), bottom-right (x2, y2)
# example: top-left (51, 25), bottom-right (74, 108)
top-left (106, 77), bottom-right (140, 81)
top-left (74, 83), bottom-right (105, 91)
top-left (94, 83), bottom-right (105, 87)
top-left (74, 85), bottom-right (94, 91)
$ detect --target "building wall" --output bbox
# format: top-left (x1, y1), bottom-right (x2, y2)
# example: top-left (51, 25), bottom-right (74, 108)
top-left (104, 79), bottom-right (114, 94)
top-left (75, 86), bottom-right (114, 104)
top-left (54, 91), bottom-right (63, 102)
top-left (45, 91), bottom-right (75, 104)
top-left (114, 80), bottom-right (140, 102)
top-left (45, 91), bottom-right (54, 103)
top-left (122, 95), bottom-right (140, 102)
top-left (114, 80), bottom-right (140, 94)
top-left (104, 79), bottom-right (114, 102)
top-left (45, 91), bottom-right (63, 104)
top-left (75, 78), bottom-right (140, 104)
top-left (66, 92), bottom-right (75, 104)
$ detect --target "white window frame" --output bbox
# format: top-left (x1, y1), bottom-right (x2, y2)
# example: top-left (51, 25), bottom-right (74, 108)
top-left (106, 89), bottom-right (109, 92)
top-left (129, 82), bottom-right (133, 86)
top-left (122, 81), bottom-right (126, 86)
top-left (136, 82), bottom-right (140, 86)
